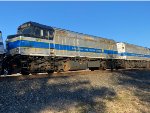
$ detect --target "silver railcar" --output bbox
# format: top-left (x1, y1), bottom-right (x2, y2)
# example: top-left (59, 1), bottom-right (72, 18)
top-left (117, 42), bottom-right (150, 68)
top-left (5, 22), bottom-right (119, 75)
top-left (2, 22), bottom-right (150, 75)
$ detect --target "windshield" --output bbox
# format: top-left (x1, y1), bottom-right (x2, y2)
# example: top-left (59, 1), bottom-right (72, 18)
top-left (17, 23), bottom-right (54, 40)
top-left (18, 26), bottom-right (33, 35)
top-left (0, 42), bottom-right (3, 45)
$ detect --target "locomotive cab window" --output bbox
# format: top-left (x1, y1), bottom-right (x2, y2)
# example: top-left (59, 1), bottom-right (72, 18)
top-left (40, 29), bottom-right (43, 37)
top-left (18, 26), bottom-right (33, 35)
top-left (43, 30), bottom-right (49, 39)
top-left (48, 30), bottom-right (54, 39)
top-left (42, 29), bottom-right (54, 40)
top-left (34, 27), bottom-right (41, 37)
top-left (0, 42), bottom-right (3, 45)
top-left (33, 27), bottom-right (54, 40)
top-left (18, 23), bottom-right (54, 40)
top-left (39, 29), bottom-right (54, 40)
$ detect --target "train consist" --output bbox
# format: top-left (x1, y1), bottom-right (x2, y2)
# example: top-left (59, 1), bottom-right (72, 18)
top-left (0, 31), bottom-right (5, 74)
top-left (0, 21), bottom-right (150, 75)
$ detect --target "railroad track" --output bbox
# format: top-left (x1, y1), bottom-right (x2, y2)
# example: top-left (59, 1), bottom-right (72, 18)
top-left (0, 70), bottom-right (113, 82)
top-left (0, 68), bottom-right (148, 82)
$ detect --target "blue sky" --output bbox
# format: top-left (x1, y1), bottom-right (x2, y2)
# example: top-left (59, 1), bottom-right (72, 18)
top-left (0, 1), bottom-right (150, 48)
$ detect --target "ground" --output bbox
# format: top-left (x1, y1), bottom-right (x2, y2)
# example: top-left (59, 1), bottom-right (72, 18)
top-left (0, 69), bottom-right (150, 113)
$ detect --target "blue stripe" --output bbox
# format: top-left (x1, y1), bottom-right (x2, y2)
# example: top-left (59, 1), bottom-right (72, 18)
top-left (7, 40), bottom-right (54, 50)
top-left (7, 40), bottom-right (150, 58)
top-left (7, 40), bottom-right (118, 55)
top-left (104, 50), bottom-right (118, 55)
top-left (120, 52), bottom-right (150, 58)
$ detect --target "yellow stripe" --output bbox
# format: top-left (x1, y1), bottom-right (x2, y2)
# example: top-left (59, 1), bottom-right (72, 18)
top-left (7, 37), bottom-right (20, 42)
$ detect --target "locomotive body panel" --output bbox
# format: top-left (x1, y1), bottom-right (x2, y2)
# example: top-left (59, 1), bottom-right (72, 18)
top-left (54, 29), bottom-right (118, 59)
top-left (7, 36), bottom-right (54, 56)
top-left (0, 31), bottom-right (5, 55)
top-left (7, 25), bottom-right (119, 60)
top-left (117, 42), bottom-right (150, 61)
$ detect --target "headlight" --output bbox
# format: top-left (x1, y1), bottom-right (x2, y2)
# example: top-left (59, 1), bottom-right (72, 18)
top-left (16, 48), bottom-right (19, 52)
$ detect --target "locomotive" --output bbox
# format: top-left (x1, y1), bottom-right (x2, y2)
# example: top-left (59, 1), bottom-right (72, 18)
top-left (117, 42), bottom-right (150, 68)
top-left (1, 21), bottom-right (150, 75)
top-left (0, 31), bottom-right (5, 74)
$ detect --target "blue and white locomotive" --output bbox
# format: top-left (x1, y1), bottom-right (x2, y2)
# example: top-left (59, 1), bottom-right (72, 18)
top-left (0, 31), bottom-right (5, 74)
top-left (2, 21), bottom-right (150, 75)
top-left (5, 21), bottom-right (119, 75)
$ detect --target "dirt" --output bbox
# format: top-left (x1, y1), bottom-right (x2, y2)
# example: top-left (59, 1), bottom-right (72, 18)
top-left (0, 69), bottom-right (150, 113)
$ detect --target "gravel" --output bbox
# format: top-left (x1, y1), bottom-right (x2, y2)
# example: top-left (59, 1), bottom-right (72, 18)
top-left (0, 69), bottom-right (150, 113)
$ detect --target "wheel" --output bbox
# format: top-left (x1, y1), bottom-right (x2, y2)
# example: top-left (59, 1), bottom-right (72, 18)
top-left (47, 70), bottom-right (54, 74)
top-left (3, 68), bottom-right (12, 75)
top-left (101, 61), bottom-right (107, 70)
top-left (0, 63), bottom-right (3, 75)
top-left (115, 67), bottom-right (119, 70)
top-left (111, 67), bottom-right (114, 72)
top-left (0, 67), bottom-right (3, 75)
top-left (31, 72), bottom-right (37, 75)
top-left (0, 70), bottom-right (2, 75)
top-left (89, 68), bottom-right (94, 71)
top-left (21, 70), bottom-right (30, 75)
top-left (63, 63), bottom-right (71, 72)
top-left (56, 69), bottom-right (63, 73)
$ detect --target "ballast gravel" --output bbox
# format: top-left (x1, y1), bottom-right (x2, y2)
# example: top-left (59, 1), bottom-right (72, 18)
top-left (0, 69), bottom-right (150, 113)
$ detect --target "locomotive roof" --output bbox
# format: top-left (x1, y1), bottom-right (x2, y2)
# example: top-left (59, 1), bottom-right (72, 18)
top-left (118, 42), bottom-right (150, 50)
top-left (18, 21), bottom-right (54, 31)
top-left (19, 21), bottom-right (115, 42)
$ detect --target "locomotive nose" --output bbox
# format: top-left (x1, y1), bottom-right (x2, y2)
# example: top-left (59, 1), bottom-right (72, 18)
top-left (0, 31), bottom-right (2, 39)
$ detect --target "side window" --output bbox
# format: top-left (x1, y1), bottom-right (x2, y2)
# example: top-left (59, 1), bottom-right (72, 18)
top-left (49, 30), bottom-right (54, 39)
top-left (43, 30), bottom-right (49, 39)
top-left (35, 27), bottom-right (41, 37)
top-left (40, 29), bottom-right (43, 37)
top-left (33, 27), bottom-right (54, 40)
